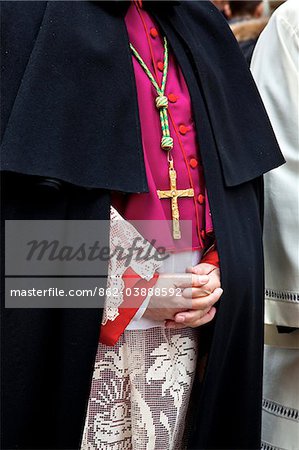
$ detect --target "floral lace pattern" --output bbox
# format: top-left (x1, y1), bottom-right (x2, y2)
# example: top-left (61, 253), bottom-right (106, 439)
top-left (81, 327), bottom-right (199, 450)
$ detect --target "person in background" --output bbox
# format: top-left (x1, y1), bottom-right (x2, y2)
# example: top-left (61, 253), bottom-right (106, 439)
top-left (251, 1), bottom-right (299, 449)
top-left (229, 1), bottom-right (267, 64)
top-left (268, 0), bottom-right (287, 13)
top-left (211, 0), bottom-right (232, 19)
top-left (229, 0), bottom-right (264, 24)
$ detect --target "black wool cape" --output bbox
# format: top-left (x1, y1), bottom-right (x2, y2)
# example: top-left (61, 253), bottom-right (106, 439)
top-left (1, 1), bottom-right (284, 449)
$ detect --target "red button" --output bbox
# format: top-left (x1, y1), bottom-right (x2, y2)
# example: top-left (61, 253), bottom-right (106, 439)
top-left (150, 27), bottom-right (158, 38)
top-left (200, 229), bottom-right (206, 239)
top-left (189, 158), bottom-right (198, 169)
top-left (197, 194), bottom-right (205, 205)
top-left (179, 125), bottom-right (188, 135)
top-left (157, 61), bottom-right (164, 71)
top-left (168, 93), bottom-right (178, 103)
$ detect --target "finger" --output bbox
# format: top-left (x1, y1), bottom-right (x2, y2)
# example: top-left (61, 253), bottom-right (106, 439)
top-left (191, 287), bottom-right (223, 310)
top-left (186, 263), bottom-right (218, 275)
top-left (182, 287), bottom-right (212, 299)
top-left (190, 307), bottom-right (217, 327)
top-left (192, 287), bottom-right (223, 309)
top-left (192, 275), bottom-right (210, 287)
top-left (174, 307), bottom-right (211, 323)
top-left (186, 265), bottom-right (208, 275)
top-left (180, 307), bottom-right (217, 328)
top-left (171, 307), bottom-right (217, 328)
top-left (197, 273), bottom-right (221, 293)
top-left (182, 277), bottom-right (221, 298)
top-left (176, 273), bottom-right (209, 289)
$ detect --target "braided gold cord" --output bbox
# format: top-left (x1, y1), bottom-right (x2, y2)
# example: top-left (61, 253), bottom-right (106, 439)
top-left (130, 38), bottom-right (172, 152)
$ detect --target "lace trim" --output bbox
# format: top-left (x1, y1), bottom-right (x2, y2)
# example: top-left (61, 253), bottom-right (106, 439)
top-left (261, 441), bottom-right (287, 450)
top-left (101, 207), bottom-right (162, 325)
top-left (262, 398), bottom-right (299, 422)
top-left (265, 289), bottom-right (299, 303)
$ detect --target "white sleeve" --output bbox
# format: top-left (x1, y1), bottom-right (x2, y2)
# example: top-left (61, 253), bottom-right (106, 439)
top-left (125, 292), bottom-right (163, 330)
top-left (251, 1), bottom-right (299, 327)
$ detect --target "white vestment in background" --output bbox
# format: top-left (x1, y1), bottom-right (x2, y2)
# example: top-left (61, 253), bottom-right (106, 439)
top-left (251, 2), bottom-right (299, 449)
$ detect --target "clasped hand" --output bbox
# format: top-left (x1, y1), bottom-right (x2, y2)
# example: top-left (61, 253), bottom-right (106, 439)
top-left (143, 263), bottom-right (222, 328)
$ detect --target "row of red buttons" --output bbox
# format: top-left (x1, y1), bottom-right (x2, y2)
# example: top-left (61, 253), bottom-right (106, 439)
top-left (150, 27), bottom-right (166, 73)
top-left (149, 29), bottom-right (192, 139)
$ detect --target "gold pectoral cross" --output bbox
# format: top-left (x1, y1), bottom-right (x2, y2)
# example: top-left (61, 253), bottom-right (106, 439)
top-left (157, 160), bottom-right (194, 240)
